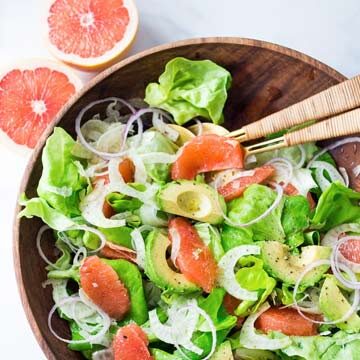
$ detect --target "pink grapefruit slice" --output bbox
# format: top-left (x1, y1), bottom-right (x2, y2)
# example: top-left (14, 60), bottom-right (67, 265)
top-left (46, 0), bottom-right (139, 70)
top-left (0, 60), bottom-right (81, 149)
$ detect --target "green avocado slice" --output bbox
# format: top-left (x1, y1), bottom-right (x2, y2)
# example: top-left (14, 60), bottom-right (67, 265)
top-left (319, 277), bottom-right (360, 331)
top-left (144, 230), bottom-right (200, 293)
top-left (261, 241), bottom-right (331, 286)
top-left (157, 180), bottom-right (225, 224)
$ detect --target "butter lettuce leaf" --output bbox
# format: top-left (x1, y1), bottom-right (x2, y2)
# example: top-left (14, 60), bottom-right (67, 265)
top-left (145, 57), bottom-right (231, 125)
top-left (234, 256), bottom-right (276, 316)
top-left (37, 127), bottom-right (88, 216)
top-left (220, 224), bottom-right (253, 251)
top-left (227, 184), bottom-right (285, 242)
top-left (312, 182), bottom-right (360, 230)
top-left (19, 195), bottom-right (75, 231)
top-left (103, 259), bottom-right (148, 325)
top-left (198, 288), bottom-right (237, 331)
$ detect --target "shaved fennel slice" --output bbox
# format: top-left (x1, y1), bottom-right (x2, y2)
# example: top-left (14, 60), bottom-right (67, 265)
top-left (149, 306), bottom-right (202, 355)
top-left (139, 204), bottom-right (168, 227)
top-left (218, 245), bottom-right (261, 301)
top-left (290, 168), bottom-right (318, 196)
top-left (96, 123), bottom-right (126, 154)
top-left (152, 111), bottom-right (179, 142)
top-left (311, 161), bottom-right (346, 191)
top-left (339, 167), bottom-right (350, 187)
top-left (239, 302), bottom-right (291, 350)
top-left (108, 158), bottom-right (159, 203)
top-left (293, 259), bottom-right (359, 324)
top-left (332, 236), bottom-right (360, 288)
top-left (149, 299), bottom-right (217, 359)
top-left (130, 225), bottom-right (153, 268)
top-left (322, 223), bottom-right (360, 247)
top-left (307, 137), bottom-right (360, 168)
top-left (140, 152), bottom-right (178, 164)
top-left (266, 157), bottom-right (294, 187)
top-left (353, 165), bottom-right (360, 177)
top-left (80, 183), bottom-right (127, 228)
top-left (129, 152), bottom-right (147, 183)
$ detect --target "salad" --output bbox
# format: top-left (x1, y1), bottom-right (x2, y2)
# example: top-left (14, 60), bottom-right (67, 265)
top-left (19, 57), bottom-right (360, 360)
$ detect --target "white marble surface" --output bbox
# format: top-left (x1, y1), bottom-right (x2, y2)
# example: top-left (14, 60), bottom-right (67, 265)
top-left (1, 0), bottom-right (360, 358)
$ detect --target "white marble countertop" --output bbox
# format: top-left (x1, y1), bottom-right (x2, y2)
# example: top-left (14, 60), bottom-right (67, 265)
top-left (1, 0), bottom-right (360, 358)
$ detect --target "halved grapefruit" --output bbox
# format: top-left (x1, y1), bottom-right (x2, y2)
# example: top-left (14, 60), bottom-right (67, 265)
top-left (0, 60), bottom-right (81, 148)
top-left (46, 0), bottom-right (139, 70)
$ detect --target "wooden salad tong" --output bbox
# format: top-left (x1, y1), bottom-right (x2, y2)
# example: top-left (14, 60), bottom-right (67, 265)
top-left (227, 75), bottom-right (360, 154)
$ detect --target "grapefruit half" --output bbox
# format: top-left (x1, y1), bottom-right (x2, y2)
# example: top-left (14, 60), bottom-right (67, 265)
top-left (0, 60), bottom-right (82, 148)
top-left (46, 0), bottom-right (139, 70)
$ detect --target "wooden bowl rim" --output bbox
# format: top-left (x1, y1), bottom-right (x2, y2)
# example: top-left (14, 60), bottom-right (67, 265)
top-left (12, 36), bottom-right (346, 359)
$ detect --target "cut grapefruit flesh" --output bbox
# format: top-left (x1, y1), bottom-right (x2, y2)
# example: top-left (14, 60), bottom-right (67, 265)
top-left (113, 324), bottom-right (153, 360)
top-left (46, 0), bottom-right (139, 70)
top-left (80, 255), bottom-right (131, 320)
top-left (0, 60), bottom-right (81, 148)
top-left (339, 239), bottom-right (360, 263)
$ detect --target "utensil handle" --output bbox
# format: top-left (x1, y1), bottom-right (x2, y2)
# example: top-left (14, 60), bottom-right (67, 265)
top-left (283, 108), bottom-right (360, 146)
top-left (241, 75), bottom-right (360, 140)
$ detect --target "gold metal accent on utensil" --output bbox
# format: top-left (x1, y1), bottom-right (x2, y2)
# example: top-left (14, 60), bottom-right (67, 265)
top-left (244, 108), bottom-right (360, 155)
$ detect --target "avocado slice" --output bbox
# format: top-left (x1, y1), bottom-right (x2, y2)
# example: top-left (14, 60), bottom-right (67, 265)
top-left (262, 241), bottom-right (331, 286)
top-left (210, 341), bottom-right (233, 359)
top-left (319, 277), bottom-right (360, 331)
top-left (144, 230), bottom-right (200, 293)
top-left (157, 180), bottom-right (226, 224)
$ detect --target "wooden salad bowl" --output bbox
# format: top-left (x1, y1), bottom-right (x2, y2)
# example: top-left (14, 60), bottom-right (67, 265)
top-left (13, 37), bottom-right (359, 360)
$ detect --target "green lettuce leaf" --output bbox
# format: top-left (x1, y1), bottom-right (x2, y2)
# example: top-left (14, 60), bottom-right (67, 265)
top-left (282, 195), bottom-right (310, 235)
top-left (103, 259), bottom-right (148, 325)
top-left (227, 184), bottom-right (285, 242)
top-left (98, 226), bottom-right (133, 248)
top-left (194, 223), bottom-right (224, 261)
top-left (281, 195), bottom-right (310, 249)
top-left (37, 127), bottom-right (88, 216)
top-left (276, 331), bottom-right (360, 360)
top-left (19, 195), bottom-right (75, 230)
top-left (198, 288), bottom-right (237, 331)
top-left (47, 239), bottom-right (80, 282)
top-left (312, 182), bottom-right (360, 230)
top-left (220, 224), bottom-right (253, 251)
top-left (105, 192), bottom-right (143, 212)
top-left (145, 57), bottom-right (231, 125)
top-left (233, 256), bottom-right (276, 316)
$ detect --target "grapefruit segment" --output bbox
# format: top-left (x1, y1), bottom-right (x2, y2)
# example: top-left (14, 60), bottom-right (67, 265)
top-left (168, 217), bottom-right (218, 293)
top-left (80, 255), bottom-right (130, 320)
top-left (255, 307), bottom-right (320, 336)
top-left (46, 0), bottom-right (139, 70)
top-left (339, 239), bottom-right (360, 263)
top-left (218, 165), bottom-right (275, 201)
top-left (113, 324), bottom-right (153, 360)
top-left (0, 60), bottom-right (81, 148)
top-left (171, 134), bottom-right (245, 180)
